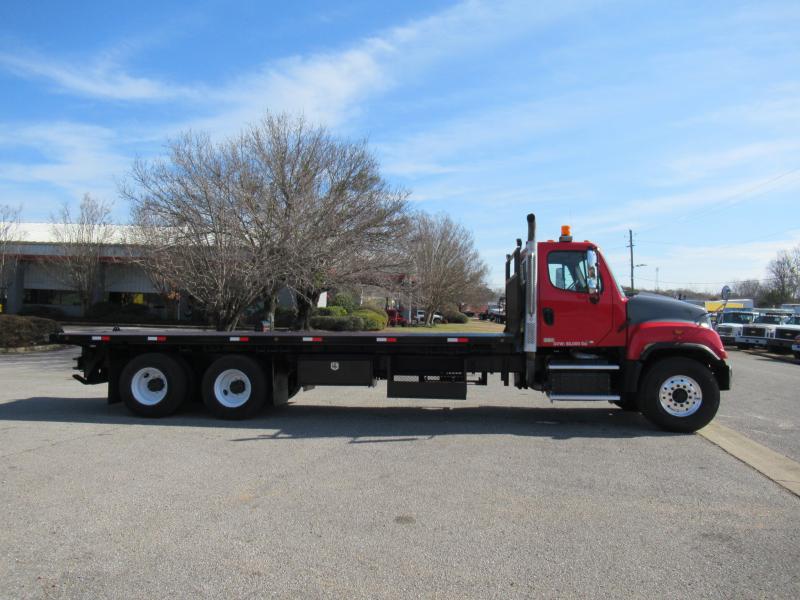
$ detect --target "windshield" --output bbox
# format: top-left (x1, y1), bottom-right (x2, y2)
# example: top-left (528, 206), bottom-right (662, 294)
top-left (755, 314), bottom-right (789, 324)
top-left (721, 312), bottom-right (754, 324)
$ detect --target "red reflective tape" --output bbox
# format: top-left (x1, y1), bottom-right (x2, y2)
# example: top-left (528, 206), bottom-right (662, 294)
top-left (101, 336), bottom-right (111, 342)
top-left (387, 337), bottom-right (397, 343)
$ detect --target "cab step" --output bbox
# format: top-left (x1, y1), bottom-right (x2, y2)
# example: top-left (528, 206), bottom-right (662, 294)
top-left (548, 394), bottom-right (621, 401)
top-left (546, 361), bottom-right (620, 398)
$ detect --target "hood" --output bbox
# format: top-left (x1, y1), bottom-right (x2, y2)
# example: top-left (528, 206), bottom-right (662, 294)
top-left (627, 293), bottom-right (707, 326)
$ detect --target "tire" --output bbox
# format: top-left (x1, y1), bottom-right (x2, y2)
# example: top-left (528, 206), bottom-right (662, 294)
top-left (612, 392), bottom-right (639, 412)
top-left (639, 357), bottom-right (720, 433)
top-left (119, 353), bottom-right (188, 418)
top-left (793, 351), bottom-right (800, 360)
top-left (202, 355), bottom-right (267, 419)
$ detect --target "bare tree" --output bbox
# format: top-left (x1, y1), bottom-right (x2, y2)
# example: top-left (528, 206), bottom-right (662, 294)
top-left (0, 204), bottom-right (22, 312)
top-left (124, 133), bottom-right (278, 331)
top-left (243, 114), bottom-right (409, 328)
top-left (730, 279), bottom-right (762, 300)
top-left (408, 213), bottom-right (488, 324)
top-left (49, 194), bottom-right (114, 314)
top-left (763, 248), bottom-right (799, 305)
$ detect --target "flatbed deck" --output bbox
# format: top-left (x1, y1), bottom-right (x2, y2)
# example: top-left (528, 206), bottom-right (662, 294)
top-left (57, 329), bottom-right (518, 351)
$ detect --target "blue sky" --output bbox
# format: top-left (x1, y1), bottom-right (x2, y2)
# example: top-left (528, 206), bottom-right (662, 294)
top-left (1, 0), bottom-right (799, 291)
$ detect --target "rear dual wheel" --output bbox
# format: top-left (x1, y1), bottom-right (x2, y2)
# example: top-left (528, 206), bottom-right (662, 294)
top-left (120, 353), bottom-right (188, 418)
top-left (202, 355), bottom-right (268, 419)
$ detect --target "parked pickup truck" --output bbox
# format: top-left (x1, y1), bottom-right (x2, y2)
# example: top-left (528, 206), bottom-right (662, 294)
top-left (714, 310), bottom-right (755, 345)
top-left (735, 310), bottom-right (793, 349)
top-left (766, 314), bottom-right (800, 358)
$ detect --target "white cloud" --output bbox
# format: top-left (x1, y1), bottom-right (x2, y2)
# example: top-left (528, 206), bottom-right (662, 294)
top-left (0, 122), bottom-right (127, 213)
top-left (0, 51), bottom-right (197, 102)
top-left (664, 140), bottom-right (800, 184)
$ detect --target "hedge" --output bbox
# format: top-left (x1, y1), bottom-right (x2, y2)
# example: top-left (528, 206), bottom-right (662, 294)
top-left (0, 315), bottom-right (62, 348)
top-left (442, 310), bottom-right (469, 324)
top-left (329, 293), bottom-right (358, 313)
top-left (315, 305), bottom-right (348, 317)
top-left (352, 308), bottom-right (388, 330)
top-left (309, 315), bottom-right (365, 331)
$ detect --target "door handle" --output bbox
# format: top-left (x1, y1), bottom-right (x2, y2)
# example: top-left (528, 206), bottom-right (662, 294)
top-left (543, 307), bottom-right (554, 325)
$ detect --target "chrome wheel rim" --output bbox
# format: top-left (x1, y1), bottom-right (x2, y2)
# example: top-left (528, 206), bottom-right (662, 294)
top-left (213, 369), bottom-right (251, 408)
top-left (658, 374), bottom-right (702, 417)
top-left (131, 367), bottom-right (168, 406)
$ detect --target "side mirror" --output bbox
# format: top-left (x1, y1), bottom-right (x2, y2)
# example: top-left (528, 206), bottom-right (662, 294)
top-left (587, 248), bottom-right (600, 304)
top-left (721, 285), bottom-right (731, 301)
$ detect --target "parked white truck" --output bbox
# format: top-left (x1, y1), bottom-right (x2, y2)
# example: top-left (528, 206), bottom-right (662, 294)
top-left (735, 310), bottom-right (793, 349)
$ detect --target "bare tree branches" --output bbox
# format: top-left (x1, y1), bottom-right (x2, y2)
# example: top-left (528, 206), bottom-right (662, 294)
top-left (0, 204), bottom-right (22, 311)
top-left (124, 132), bottom-right (274, 331)
top-left (125, 113), bottom-right (410, 330)
top-left (49, 194), bottom-right (114, 313)
top-left (408, 213), bottom-right (488, 324)
top-left (246, 114), bottom-right (409, 327)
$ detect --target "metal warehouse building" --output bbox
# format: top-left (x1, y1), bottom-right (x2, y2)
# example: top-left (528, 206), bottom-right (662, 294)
top-left (1, 223), bottom-right (164, 317)
top-left (1, 223), bottom-right (306, 320)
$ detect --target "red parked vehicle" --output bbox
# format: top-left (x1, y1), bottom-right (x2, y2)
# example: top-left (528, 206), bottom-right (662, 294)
top-left (386, 308), bottom-right (407, 327)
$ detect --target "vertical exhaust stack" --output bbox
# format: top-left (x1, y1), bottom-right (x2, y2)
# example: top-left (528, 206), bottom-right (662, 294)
top-left (523, 213), bottom-right (537, 384)
top-left (505, 254), bottom-right (511, 281)
top-left (527, 213), bottom-right (536, 244)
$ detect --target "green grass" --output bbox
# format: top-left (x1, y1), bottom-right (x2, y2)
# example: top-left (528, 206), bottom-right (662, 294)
top-left (380, 319), bottom-right (504, 334)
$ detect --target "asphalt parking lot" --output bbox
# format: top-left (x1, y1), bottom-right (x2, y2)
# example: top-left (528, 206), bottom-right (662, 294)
top-left (1, 348), bottom-right (798, 599)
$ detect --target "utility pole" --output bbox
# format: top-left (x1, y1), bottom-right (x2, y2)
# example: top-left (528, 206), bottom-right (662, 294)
top-left (655, 267), bottom-right (659, 292)
top-left (628, 229), bottom-right (635, 291)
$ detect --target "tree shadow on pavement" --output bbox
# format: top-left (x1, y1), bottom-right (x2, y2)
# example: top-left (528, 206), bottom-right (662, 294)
top-left (0, 396), bottom-right (678, 441)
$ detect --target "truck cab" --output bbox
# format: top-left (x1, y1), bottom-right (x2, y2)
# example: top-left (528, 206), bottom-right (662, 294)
top-left (767, 314), bottom-right (800, 356)
top-left (714, 310), bottom-right (755, 345)
top-left (735, 310), bottom-right (793, 349)
top-left (504, 217), bottom-right (730, 432)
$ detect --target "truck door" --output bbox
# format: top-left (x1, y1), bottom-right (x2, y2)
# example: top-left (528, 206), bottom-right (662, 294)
top-left (538, 248), bottom-right (616, 348)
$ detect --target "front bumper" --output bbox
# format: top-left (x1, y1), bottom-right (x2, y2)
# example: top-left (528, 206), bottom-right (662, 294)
top-left (767, 338), bottom-right (796, 350)
top-left (735, 335), bottom-right (767, 347)
top-left (717, 362), bottom-right (732, 391)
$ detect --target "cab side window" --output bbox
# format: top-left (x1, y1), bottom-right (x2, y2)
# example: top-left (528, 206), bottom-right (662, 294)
top-left (547, 251), bottom-right (601, 293)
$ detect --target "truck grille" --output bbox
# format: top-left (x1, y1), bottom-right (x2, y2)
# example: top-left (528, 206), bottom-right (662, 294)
top-left (775, 328), bottom-right (800, 341)
top-left (717, 326), bottom-right (733, 335)
top-left (742, 326), bottom-right (766, 337)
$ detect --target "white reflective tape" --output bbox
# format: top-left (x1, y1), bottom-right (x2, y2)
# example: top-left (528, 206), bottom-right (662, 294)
top-left (302, 337), bottom-right (313, 342)
top-left (447, 338), bottom-right (458, 343)
top-left (147, 336), bottom-right (158, 341)
top-left (91, 336), bottom-right (101, 341)
top-left (229, 336), bottom-right (241, 341)
top-left (376, 337), bottom-right (388, 342)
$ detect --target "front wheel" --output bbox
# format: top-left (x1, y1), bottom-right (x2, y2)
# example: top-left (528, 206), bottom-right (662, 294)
top-left (639, 357), bottom-right (720, 433)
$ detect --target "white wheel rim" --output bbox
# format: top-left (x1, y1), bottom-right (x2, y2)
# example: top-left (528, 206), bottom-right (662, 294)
top-left (213, 368), bottom-right (252, 408)
top-left (658, 374), bottom-right (703, 417)
top-left (131, 367), bottom-right (168, 406)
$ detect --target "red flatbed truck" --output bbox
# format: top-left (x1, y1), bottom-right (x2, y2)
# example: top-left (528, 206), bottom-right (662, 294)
top-left (55, 214), bottom-right (731, 433)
